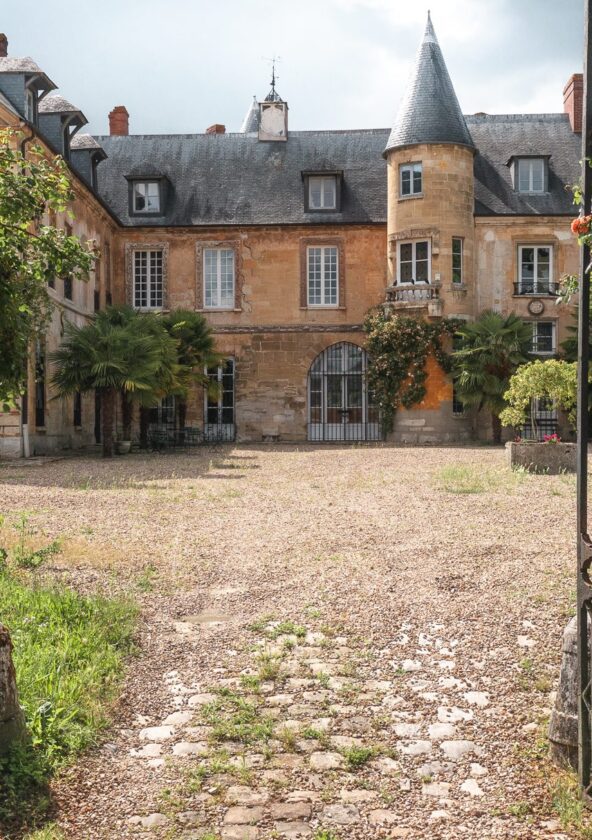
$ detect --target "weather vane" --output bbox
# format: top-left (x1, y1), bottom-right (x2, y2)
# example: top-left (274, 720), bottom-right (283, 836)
top-left (262, 55), bottom-right (282, 101)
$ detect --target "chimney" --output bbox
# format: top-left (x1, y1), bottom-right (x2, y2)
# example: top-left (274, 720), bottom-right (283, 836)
top-left (0, 34), bottom-right (7, 58)
top-left (206, 123), bottom-right (225, 134)
top-left (564, 73), bottom-right (583, 133)
top-left (109, 105), bottom-right (129, 136)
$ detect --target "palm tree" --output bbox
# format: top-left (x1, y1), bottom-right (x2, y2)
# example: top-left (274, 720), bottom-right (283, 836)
top-left (453, 310), bottom-right (532, 443)
top-left (51, 306), bottom-right (178, 456)
top-left (161, 310), bottom-right (219, 430)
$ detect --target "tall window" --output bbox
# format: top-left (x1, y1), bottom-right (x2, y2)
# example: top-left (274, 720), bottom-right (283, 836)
top-left (398, 240), bottom-right (430, 284)
top-left (133, 250), bottom-right (163, 309)
top-left (132, 181), bottom-right (161, 214)
top-left (307, 246), bottom-right (338, 306)
top-left (73, 392), bottom-right (82, 427)
top-left (63, 223), bottom-right (73, 300)
top-left (308, 176), bottom-right (337, 210)
top-left (518, 245), bottom-right (553, 294)
top-left (531, 321), bottom-right (555, 355)
top-left (452, 238), bottom-right (463, 284)
top-left (35, 341), bottom-right (45, 428)
top-left (517, 159), bottom-right (545, 193)
top-left (205, 360), bottom-right (235, 440)
top-left (400, 163), bottom-right (422, 197)
top-left (204, 248), bottom-right (235, 309)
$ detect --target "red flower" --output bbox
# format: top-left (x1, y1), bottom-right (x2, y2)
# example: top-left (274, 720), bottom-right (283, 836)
top-left (571, 215), bottom-right (592, 236)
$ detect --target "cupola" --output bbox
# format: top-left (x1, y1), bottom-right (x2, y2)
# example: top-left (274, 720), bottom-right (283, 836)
top-left (258, 68), bottom-right (288, 142)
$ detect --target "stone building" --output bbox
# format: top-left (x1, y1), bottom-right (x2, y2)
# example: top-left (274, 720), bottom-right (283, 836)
top-left (0, 16), bottom-right (582, 454)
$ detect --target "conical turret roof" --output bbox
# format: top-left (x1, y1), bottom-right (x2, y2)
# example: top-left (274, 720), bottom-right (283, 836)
top-left (384, 12), bottom-right (474, 155)
top-left (240, 96), bottom-right (260, 133)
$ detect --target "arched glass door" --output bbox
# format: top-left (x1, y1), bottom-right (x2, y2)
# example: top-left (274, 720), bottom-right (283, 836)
top-left (308, 343), bottom-right (381, 441)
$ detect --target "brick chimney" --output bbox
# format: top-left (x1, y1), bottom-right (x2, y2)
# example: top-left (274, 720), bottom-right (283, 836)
top-left (0, 34), bottom-right (8, 58)
top-left (564, 73), bottom-right (583, 133)
top-left (109, 105), bottom-right (129, 136)
top-left (206, 123), bottom-right (225, 134)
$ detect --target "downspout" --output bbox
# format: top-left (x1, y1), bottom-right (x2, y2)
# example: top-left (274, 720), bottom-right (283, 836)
top-left (19, 122), bottom-right (35, 457)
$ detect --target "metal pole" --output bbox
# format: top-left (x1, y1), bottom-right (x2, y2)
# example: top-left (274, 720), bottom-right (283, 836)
top-left (578, 0), bottom-right (592, 803)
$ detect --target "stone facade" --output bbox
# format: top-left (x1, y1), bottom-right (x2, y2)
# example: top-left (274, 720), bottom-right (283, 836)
top-left (0, 18), bottom-right (583, 454)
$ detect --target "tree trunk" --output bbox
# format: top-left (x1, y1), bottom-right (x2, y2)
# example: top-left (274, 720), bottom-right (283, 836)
top-left (121, 392), bottom-right (133, 441)
top-left (0, 624), bottom-right (27, 755)
top-left (492, 412), bottom-right (502, 444)
top-left (139, 407), bottom-right (149, 450)
top-left (102, 389), bottom-right (115, 457)
top-left (178, 400), bottom-right (187, 431)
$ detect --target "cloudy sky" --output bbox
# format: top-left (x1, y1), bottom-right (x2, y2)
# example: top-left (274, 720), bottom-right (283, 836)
top-left (1, 0), bottom-right (585, 135)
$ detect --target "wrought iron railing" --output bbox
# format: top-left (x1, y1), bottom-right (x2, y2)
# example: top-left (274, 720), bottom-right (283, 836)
top-left (385, 284), bottom-right (440, 304)
top-left (513, 281), bottom-right (560, 296)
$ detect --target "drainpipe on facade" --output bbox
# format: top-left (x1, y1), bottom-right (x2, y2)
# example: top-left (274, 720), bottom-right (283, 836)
top-left (19, 122), bottom-right (35, 459)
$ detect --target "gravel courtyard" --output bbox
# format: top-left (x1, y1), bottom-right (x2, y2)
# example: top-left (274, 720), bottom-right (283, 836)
top-left (0, 444), bottom-right (584, 839)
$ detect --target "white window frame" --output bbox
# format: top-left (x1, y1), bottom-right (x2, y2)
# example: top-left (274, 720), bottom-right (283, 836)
top-left (452, 237), bottom-right (463, 285)
top-left (307, 245), bottom-right (339, 307)
top-left (399, 162), bottom-right (423, 197)
top-left (530, 321), bottom-right (556, 356)
top-left (133, 249), bottom-right (164, 310)
top-left (203, 247), bottom-right (235, 310)
top-left (132, 181), bottom-right (161, 214)
top-left (25, 88), bottom-right (36, 122)
top-left (518, 244), bottom-right (554, 294)
top-left (517, 158), bottom-right (546, 194)
top-left (204, 359), bottom-right (235, 439)
top-left (308, 176), bottom-right (337, 210)
top-left (397, 240), bottom-right (431, 285)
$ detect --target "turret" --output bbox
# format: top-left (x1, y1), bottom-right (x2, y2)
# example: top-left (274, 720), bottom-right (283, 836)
top-left (384, 12), bottom-right (475, 319)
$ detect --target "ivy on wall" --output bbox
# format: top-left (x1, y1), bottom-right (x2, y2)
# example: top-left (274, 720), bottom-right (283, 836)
top-left (363, 309), bottom-right (460, 432)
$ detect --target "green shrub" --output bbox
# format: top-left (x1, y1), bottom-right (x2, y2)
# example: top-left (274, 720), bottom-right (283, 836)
top-left (0, 572), bottom-right (136, 827)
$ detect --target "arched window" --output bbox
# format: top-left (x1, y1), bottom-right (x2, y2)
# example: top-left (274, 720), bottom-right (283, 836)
top-left (308, 343), bottom-right (381, 441)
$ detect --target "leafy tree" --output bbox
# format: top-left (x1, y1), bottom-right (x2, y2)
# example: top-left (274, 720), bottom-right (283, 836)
top-left (453, 310), bottom-right (532, 443)
top-left (161, 309), bottom-right (219, 429)
top-left (50, 306), bottom-right (178, 456)
top-left (0, 129), bottom-right (95, 406)
top-left (500, 359), bottom-right (577, 435)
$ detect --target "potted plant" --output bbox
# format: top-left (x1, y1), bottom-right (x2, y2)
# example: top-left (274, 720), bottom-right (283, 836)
top-left (500, 360), bottom-right (577, 473)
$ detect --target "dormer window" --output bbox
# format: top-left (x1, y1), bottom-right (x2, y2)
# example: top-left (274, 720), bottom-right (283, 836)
top-left (303, 172), bottom-right (342, 212)
top-left (132, 181), bottom-right (161, 214)
top-left (309, 176), bottom-right (336, 210)
top-left (516, 158), bottom-right (546, 193)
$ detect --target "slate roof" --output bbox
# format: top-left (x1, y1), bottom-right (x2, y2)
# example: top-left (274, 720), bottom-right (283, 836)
top-left (71, 133), bottom-right (104, 151)
top-left (0, 56), bottom-right (45, 74)
top-left (93, 114), bottom-right (579, 226)
top-left (240, 96), bottom-right (260, 134)
top-left (39, 93), bottom-right (85, 118)
top-left (384, 12), bottom-right (474, 154)
top-left (95, 130), bottom-right (389, 226)
top-left (468, 113), bottom-right (580, 215)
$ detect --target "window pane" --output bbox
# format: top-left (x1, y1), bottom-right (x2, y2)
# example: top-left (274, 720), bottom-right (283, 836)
top-left (134, 251), bottom-right (147, 307)
top-left (401, 168), bottom-right (411, 196)
top-left (308, 247), bottom-right (322, 305)
top-left (400, 262), bottom-right (413, 282)
top-left (531, 160), bottom-right (544, 192)
top-left (400, 243), bottom-right (412, 262)
top-left (323, 247), bottom-right (338, 305)
top-left (413, 164), bottom-right (422, 193)
top-left (415, 241), bottom-right (428, 261)
top-left (518, 161), bottom-right (530, 192)
top-left (416, 258), bottom-right (429, 282)
top-left (309, 178), bottom-right (322, 209)
top-left (323, 177), bottom-right (336, 209)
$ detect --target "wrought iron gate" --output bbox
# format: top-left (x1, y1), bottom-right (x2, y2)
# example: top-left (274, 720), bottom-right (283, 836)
top-left (578, 0), bottom-right (592, 804)
top-left (307, 342), bottom-right (381, 442)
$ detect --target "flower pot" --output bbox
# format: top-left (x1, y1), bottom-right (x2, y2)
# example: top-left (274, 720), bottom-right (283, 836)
top-left (116, 440), bottom-right (132, 455)
top-left (506, 440), bottom-right (576, 474)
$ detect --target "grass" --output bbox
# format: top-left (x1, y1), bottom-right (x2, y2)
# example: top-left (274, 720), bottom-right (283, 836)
top-left (202, 690), bottom-right (275, 745)
top-left (550, 770), bottom-right (592, 837)
top-left (342, 745), bottom-right (376, 770)
top-left (256, 651), bottom-right (283, 683)
top-left (23, 827), bottom-right (65, 840)
top-left (313, 831), bottom-right (339, 840)
top-left (435, 464), bottom-right (528, 495)
top-left (302, 726), bottom-right (330, 749)
top-left (0, 569), bottom-right (136, 830)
